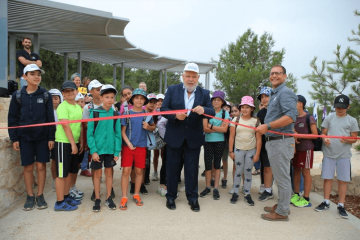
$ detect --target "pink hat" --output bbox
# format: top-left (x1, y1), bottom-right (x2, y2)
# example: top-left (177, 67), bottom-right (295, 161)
top-left (239, 96), bottom-right (255, 108)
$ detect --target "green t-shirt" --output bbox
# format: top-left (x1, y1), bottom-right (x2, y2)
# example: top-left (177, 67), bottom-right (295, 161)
top-left (55, 101), bottom-right (82, 143)
top-left (205, 109), bottom-right (230, 142)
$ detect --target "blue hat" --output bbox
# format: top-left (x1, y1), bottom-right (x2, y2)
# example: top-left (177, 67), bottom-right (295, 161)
top-left (257, 86), bottom-right (272, 100)
top-left (129, 88), bottom-right (148, 105)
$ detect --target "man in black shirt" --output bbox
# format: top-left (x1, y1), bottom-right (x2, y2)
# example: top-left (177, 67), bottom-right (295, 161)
top-left (16, 37), bottom-right (42, 87)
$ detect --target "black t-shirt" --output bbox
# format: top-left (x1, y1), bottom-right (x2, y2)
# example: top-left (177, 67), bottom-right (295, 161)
top-left (256, 108), bottom-right (267, 149)
top-left (16, 49), bottom-right (40, 77)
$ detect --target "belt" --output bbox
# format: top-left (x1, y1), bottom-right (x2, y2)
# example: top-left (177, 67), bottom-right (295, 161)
top-left (265, 135), bottom-right (293, 142)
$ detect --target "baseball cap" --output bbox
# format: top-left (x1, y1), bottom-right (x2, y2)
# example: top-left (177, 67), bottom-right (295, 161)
top-left (61, 81), bottom-right (77, 91)
top-left (334, 94), bottom-right (350, 109)
top-left (75, 92), bottom-right (84, 101)
top-left (88, 79), bottom-right (103, 90)
top-left (257, 86), bottom-right (272, 100)
top-left (297, 95), bottom-right (307, 107)
top-left (183, 62), bottom-right (199, 73)
top-left (147, 93), bottom-right (157, 101)
top-left (129, 88), bottom-right (149, 105)
top-left (49, 89), bottom-right (63, 102)
top-left (100, 84), bottom-right (117, 96)
top-left (23, 64), bottom-right (45, 75)
top-left (156, 93), bottom-right (165, 100)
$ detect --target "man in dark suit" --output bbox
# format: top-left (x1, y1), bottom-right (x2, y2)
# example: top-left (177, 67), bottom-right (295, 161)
top-left (161, 63), bottom-right (215, 212)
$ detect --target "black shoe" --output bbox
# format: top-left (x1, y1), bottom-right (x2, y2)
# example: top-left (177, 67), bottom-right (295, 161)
top-left (213, 189), bottom-right (220, 200)
top-left (140, 184), bottom-right (148, 195)
top-left (200, 188), bottom-right (211, 198)
top-left (130, 183), bottom-right (135, 195)
top-left (258, 190), bottom-right (273, 202)
top-left (230, 193), bottom-right (239, 204)
top-left (188, 200), bottom-right (200, 212)
top-left (144, 179), bottom-right (150, 185)
top-left (315, 202), bottom-right (330, 212)
top-left (210, 179), bottom-right (215, 187)
top-left (91, 190), bottom-right (95, 201)
top-left (337, 206), bottom-right (348, 219)
top-left (244, 194), bottom-right (254, 206)
top-left (201, 170), bottom-right (205, 177)
top-left (166, 199), bottom-right (176, 210)
top-left (92, 199), bottom-right (101, 212)
top-left (221, 179), bottom-right (227, 189)
top-left (110, 187), bottom-right (115, 199)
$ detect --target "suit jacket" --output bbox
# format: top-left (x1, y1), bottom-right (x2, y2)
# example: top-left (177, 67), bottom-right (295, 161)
top-left (160, 84), bottom-right (215, 149)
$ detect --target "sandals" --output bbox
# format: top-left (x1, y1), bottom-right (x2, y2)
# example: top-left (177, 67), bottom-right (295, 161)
top-left (133, 194), bottom-right (143, 206)
top-left (119, 197), bottom-right (128, 210)
top-left (252, 169), bottom-right (260, 175)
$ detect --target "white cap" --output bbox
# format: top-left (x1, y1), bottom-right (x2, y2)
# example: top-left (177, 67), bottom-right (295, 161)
top-left (49, 89), bottom-right (63, 102)
top-left (156, 93), bottom-right (165, 100)
top-left (147, 93), bottom-right (157, 100)
top-left (88, 79), bottom-right (103, 90)
top-left (75, 92), bottom-right (84, 101)
top-left (183, 62), bottom-right (199, 73)
top-left (23, 64), bottom-right (45, 75)
top-left (100, 84), bottom-right (117, 96)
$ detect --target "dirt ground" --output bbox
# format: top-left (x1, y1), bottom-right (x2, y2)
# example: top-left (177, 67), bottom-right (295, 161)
top-left (330, 195), bottom-right (360, 219)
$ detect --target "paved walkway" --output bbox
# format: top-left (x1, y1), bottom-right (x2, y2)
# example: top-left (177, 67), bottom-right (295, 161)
top-left (1, 149), bottom-right (360, 240)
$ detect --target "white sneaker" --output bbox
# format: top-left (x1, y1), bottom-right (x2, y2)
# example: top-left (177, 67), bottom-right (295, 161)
top-left (70, 187), bottom-right (83, 200)
top-left (151, 172), bottom-right (159, 181)
top-left (160, 188), bottom-right (167, 197)
top-left (157, 186), bottom-right (162, 194)
top-left (258, 184), bottom-right (265, 194)
top-left (73, 186), bottom-right (84, 196)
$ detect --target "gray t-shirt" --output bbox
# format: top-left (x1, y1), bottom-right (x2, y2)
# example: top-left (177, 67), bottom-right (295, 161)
top-left (321, 113), bottom-right (359, 159)
top-left (82, 102), bottom-right (102, 119)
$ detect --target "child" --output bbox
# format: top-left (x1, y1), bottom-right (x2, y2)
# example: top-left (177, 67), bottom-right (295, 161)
top-left (8, 64), bottom-right (55, 211)
top-left (49, 89), bottom-right (63, 190)
top-left (220, 100), bottom-right (232, 189)
top-left (157, 116), bottom-right (168, 197)
top-left (201, 91), bottom-right (229, 200)
top-left (228, 104), bottom-right (240, 194)
top-left (228, 96), bottom-right (262, 206)
top-left (120, 88), bottom-right (156, 210)
top-left (75, 92), bottom-right (85, 109)
top-left (54, 81), bottom-right (83, 211)
top-left (87, 85), bottom-right (121, 212)
top-left (315, 94), bottom-right (359, 218)
top-left (119, 85), bottom-right (134, 114)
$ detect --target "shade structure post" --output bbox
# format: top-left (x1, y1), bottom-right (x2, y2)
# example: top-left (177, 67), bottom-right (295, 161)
top-left (121, 63), bottom-right (124, 87)
top-left (77, 52), bottom-right (82, 77)
top-left (64, 53), bottom-right (68, 81)
top-left (164, 69), bottom-right (167, 93)
top-left (113, 64), bottom-right (116, 87)
top-left (159, 70), bottom-right (163, 93)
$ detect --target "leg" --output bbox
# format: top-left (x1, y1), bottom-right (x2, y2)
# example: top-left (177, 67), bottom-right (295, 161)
top-left (243, 149), bottom-right (255, 194)
top-left (134, 167), bottom-right (143, 194)
top-left (105, 168), bottom-right (113, 199)
top-left (323, 179), bottom-right (333, 200)
top-left (160, 146), bottom-right (167, 186)
top-left (203, 142), bottom-right (214, 188)
top-left (24, 164), bottom-right (35, 196)
top-left (166, 144), bottom-right (184, 200)
top-left (222, 142), bottom-right (229, 180)
top-left (153, 149), bottom-right (159, 173)
top-left (93, 169), bottom-right (102, 199)
top-left (338, 180), bottom-right (347, 204)
top-left (293, 168), bottom-right (302, 194)
top-left (183, 141), bottom-right (201, 202)
top-left (55, 177), bottom-right (65, 201)
top-left (121, 167), bottom-right (132, 197)
top-left (302, 168), bottom-right (311, 198)
top-left (51, 160), bottom-right (57, 180)
top-left (233, 150), bottom-right (246, 194)
top-left (264, 167), bottom-right (273, 188)
top-left (36, 162), bottom-right (46, 196)
top-left (213, 142), bottom-right (225, 189)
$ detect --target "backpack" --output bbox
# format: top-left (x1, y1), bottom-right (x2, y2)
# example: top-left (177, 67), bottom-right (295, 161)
top-left (15, 89), bottom-right (49, 116)
top-left (92, 110), bottom-right (119, 134)
top-left (221, 110), bottom-right (230, 141)
top-left (305, 114), bottom-right (322, 151)
top-left (8, 80), bottom-right (18, 96)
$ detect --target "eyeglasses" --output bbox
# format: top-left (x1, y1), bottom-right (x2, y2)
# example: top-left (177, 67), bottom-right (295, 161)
top-left (270, 72), bottom-right (284, 76)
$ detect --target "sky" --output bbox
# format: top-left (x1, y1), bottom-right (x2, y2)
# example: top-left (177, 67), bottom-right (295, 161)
top-left (53, 0), bottom-right (359, 104)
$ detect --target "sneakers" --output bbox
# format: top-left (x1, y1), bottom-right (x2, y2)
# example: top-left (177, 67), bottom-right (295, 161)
top-left (160, 188), bottom-right (167, 197)
top-left (201, 170), bottom-right (205, 177)
top-left (72, 186), bottom-right (84, 196)
top-left (258, 184), bottom-right (265, 194)
top-left (200, 188), bottom-right (211, 198)
top-left (119, 197), bottom-right (128, 210)
top-left (36, 194), bottom-right (48, 209)
top-left (337, 206), bottom-right (348, 219)
top-left (23, 195), bottom-right (36, 211)
top-left (105, 197), bottom-right (117, 210)
top-left (230, 193), bottom-right (239, 204)
top-left (80, 170), bottom-right (91, 177)
top-left (111, 187), bottom-right (115, 199)
top-left (293, 197), bottom-right (312, 208)
top-left (258, 190), bottom-right (273, 202)
top-left (133, 194), bottom-right (143, 206)
top-left (244, 194), bottom-right (254, 206)
top-left (140, 184), bottom-right (148, 195)
top-left (290, 194), bottom-right (300, 205)
top-left (54, 201), bottom-right (78, 211)
top-left (91, 190), bottom-right (95, 201)
top-left (130, 183), bottom-right (135, 195)
top-left (151, 172), bottom-right (159, 181)
top-left (315, 202), bottom-right (330, 212)
top-left (144, 178), bottom-right (150, 185)
top-left (70, 188), bottom-right (83, 200)
top-left (221, 179), bottom-right (227, 189)
top-left (93, 199), bottom-right (101, 212)
top-left (65, 195), bottom-right (81, 206)
top-left (213, 189), bottom-right (220, 200)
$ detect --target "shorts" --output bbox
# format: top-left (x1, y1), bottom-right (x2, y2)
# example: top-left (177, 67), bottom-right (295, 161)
top-left (292, 149), bottom-right (313, 169)
top-left (259, 148), bottom-right (270, 168)
top-left (121, 146), bottom-right (146, 169)
top-left (19, 138), bottom-right (50, 166)
top-left (90, 154), bottom-right (116, 170)
top-left (321, 156), bottom-right (351, 182)
top-left (78, 150), bottom-right (85, 164)
top-left (50, 147), bottom-right (56, 160)
top-left (55, 142), bottom-right (79, 178)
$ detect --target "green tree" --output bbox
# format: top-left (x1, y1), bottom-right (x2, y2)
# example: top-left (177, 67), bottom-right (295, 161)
top-left (213, 28), bottom-right (297, 103)
top-left (303, 10), bottom-right (360, 123)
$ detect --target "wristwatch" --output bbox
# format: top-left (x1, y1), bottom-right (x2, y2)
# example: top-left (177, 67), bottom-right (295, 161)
top-left (267, 123), bottom-right (272, 130)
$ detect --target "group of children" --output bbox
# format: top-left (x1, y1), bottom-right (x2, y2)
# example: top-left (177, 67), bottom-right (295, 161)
top-left (8, 64), bottom-right (359, 219)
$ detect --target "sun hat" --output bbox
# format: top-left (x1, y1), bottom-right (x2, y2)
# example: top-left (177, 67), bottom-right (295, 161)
top-left (257, 86), bottom-right (272, 100)
top-left (147, 93), bottom-right (157, 101)
top-left (49, 89), bottom-right (63, 102)
top-left (239, 96), bottom-right (255, 108)
top-left (100, 84), bottom-right (117, 96)
top-left (75, 92), bottom-right (84, 101)
top-left (23, 64), bottom-right (45, 75)
top-left (88, 79), bottom-right (103, 90)
top-left (211, 90), bottom-right (226, 103)
top-left (224, 101), bottom-right (231, 108)
top-left (61, 81), bottom-right (77, 91)
top-left (334, 94), bottom-right (350, 109)
top-left (156, 93), bottom-right (165, 100)
top-left (129, 88), bottom-right (149, 105)
top-left (183, 62), bottom-right (199, 73)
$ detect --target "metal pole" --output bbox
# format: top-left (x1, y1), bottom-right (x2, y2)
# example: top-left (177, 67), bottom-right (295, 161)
top-left (33, 33), bottom-right (40, 54)
top-left (0, 0), bottom-right (8, 88)
top-left (113, 64), bottom-right (116, 87)
top-left (207, 72), bottom-right (210, 90)
top-left (121, 63), bottom-right (124, 87)
top-left (205, 72), bottom-right (208, 90)
top-left (9, 34), bottom-right (16, 81)
top-left (159, 70), bottom-right (162, 93)
top-left (164, 69), bottom-right (167, 93)
top-left (64, 53), bottom-right (68, 81)
top-left (77, 52), bottom-right (82, 77)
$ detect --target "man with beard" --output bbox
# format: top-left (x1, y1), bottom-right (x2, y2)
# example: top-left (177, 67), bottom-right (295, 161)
top-left (16, 37), bottom-right (42, 87)
top-left (161, 63), bottom-right (215, 212)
